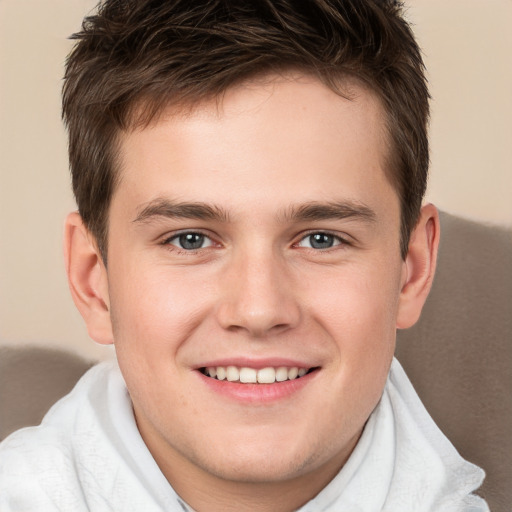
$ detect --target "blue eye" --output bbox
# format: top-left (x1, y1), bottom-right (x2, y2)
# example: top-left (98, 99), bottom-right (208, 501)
top-left (168, 232), bottom-right (213, 250)
top-left (298, 233), bottom-right (342, 249)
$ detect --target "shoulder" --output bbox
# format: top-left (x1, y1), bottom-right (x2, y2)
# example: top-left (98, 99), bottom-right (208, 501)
top-left (0, 429), bottom-right (89, 511)
top-left (0, 362), bottom-right (118, 511)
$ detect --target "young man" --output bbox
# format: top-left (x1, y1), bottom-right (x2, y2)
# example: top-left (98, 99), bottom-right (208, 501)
top-left (0, 1), bottom-right (489, 511)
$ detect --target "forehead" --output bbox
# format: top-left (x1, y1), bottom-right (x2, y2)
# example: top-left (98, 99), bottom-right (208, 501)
top-left (114, 74), bottom-right (394, 217)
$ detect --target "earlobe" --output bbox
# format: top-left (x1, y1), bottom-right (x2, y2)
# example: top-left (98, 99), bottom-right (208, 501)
top-left (396, 204), bottom-right (440, 329)
top-left (64, 212), bottom-right (114, 345)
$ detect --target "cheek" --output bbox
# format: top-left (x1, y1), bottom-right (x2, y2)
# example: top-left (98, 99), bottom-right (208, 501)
top-left (305, 258), bottom-right (402, 397)
top-left (308, 260), bottom-right (402, 335)
top-left (108, 265), bottom-right (212, 355)
top-left (107, 270), bottom-right (205, 409)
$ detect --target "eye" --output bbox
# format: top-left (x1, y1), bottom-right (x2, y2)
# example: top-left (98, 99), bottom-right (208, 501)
top-left (166, 232), bottom-right (213, 250)
top-left (297, 232), bottom-right (344, 250)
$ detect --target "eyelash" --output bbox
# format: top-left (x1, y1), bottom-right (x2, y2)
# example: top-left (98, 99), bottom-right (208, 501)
top-left (161, 230), bottom-right (218, 254)
top-left (161, 230), bottom-right (351, 253)
top-left (294, 231), bottom-right (351, 251)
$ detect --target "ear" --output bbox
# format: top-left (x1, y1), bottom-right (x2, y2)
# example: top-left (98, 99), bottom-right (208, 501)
top-left (396, 204), bottom-right (440, 329)
top-left (64, 211), bottom-right (114, 345)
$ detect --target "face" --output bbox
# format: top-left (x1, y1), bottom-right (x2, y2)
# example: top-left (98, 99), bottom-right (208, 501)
top-left (105, 75), bottom-right (406, 491)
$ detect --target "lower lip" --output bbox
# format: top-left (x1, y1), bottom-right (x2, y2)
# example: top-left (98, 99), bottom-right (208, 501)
top-left (197, 370), bottom-right (318, 403)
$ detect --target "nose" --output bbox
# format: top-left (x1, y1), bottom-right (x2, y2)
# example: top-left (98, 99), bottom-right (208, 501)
top-left (215, 248), bottom-right (301, 338)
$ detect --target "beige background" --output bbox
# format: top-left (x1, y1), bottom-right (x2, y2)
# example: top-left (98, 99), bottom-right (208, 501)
top-left (1, 0), bottom-right (511, 361)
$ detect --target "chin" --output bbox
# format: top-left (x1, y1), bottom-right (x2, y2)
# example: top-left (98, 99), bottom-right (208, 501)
top-left (202, 451), bottom-right (315, 484)
top-left (187, 427), bottom-right (344, 485)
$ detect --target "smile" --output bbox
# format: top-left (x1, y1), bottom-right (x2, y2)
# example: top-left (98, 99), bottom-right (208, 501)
top-left (200, 366), bottom-right (313, 384)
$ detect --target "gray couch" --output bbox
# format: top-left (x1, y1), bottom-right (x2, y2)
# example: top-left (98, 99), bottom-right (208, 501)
top-left (1, 212), bottom-right (511, 511)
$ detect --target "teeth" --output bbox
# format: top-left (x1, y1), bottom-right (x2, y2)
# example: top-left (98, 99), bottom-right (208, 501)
top-left (204, 365), bottom-right (310, 383)
top-left (275, 367), bottom-right (288, 382)
top-left (239, 367), bottom-right (257, 383)
top-left (226, 366), bottom-right (239, 382)
top-left (288, 367), bottom-right (299, 380)
top-left (257, 367), bottom-right (275, 384)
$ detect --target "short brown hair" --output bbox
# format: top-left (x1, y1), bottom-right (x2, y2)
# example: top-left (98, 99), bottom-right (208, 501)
top-left (63, 0), bottom-right (429, 260)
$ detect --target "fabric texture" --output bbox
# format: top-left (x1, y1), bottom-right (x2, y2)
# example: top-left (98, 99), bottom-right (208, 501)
top-left (0, 359), bottom-right (488, 512)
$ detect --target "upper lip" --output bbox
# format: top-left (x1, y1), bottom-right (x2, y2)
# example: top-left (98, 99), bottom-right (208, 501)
top-left (194, 357), bottom-right (318, 370)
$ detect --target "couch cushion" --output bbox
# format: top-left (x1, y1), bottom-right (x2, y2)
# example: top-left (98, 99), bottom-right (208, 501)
top-left (396, 212), bottom-right (512, 512)
top-left (0, 346), bottom-right (94, 440)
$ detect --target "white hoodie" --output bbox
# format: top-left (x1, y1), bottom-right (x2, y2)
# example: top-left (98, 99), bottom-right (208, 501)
top-left (0, 358), bottom-right (489, 512)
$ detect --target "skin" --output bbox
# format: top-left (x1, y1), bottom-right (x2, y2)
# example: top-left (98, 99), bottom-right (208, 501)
top-left (65, 74), bottom-right (439, 512)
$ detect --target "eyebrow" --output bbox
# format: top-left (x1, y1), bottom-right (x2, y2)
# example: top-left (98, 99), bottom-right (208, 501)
top-left (281, 201), bottom-right (377, 224)
top-left (133, 198), bottom-right (377, 225)
top-left (133, 198), bottom-right (230, 223)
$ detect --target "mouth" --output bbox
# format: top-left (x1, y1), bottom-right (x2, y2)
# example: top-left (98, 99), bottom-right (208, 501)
top-left (199, 365), bottom-right (317, 384)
